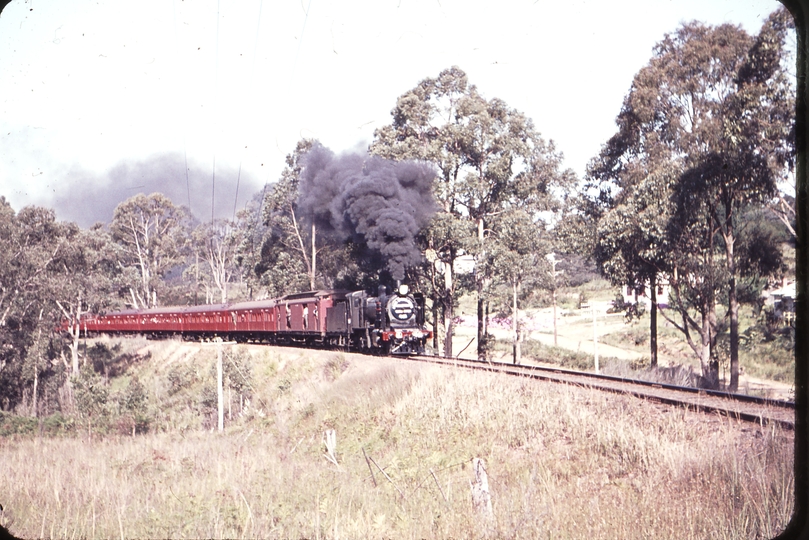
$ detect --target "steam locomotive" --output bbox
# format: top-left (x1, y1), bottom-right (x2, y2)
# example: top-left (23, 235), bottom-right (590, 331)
top-left (73, 284), bottom-right (431, 355)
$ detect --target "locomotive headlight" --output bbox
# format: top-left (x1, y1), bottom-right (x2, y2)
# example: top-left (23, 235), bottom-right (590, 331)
top-left (395, 330), bottom-right (403, 339)
top-left (398, 284), bottom-right (409, 296)
top-left (411, 330), bottom-right (423, 338)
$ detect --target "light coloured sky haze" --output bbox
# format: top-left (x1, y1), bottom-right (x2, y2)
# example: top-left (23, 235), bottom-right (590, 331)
top-left (0, 0), bottom-right (784, 226)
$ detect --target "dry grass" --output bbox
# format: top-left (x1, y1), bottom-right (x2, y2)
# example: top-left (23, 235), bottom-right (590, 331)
top-left (0, 341), bottom-right (794, 539)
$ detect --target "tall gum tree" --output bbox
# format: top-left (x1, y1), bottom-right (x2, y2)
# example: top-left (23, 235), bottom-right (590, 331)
top-left (371, 67), bottom-right (572, 359)
top-left (110, 193), bottom-right (192, 308)
top-left (594, 163), bottom-right (678, 367)
top-left (0, 204), bottom-right (69, 409)
top-left (262, 139), bottom-right (326, 293)
top-left (589, 9), bottom-right (794, 389)
top-left (485, 208), bottom-right (551, 364)
top-left (52, 223), bottom-right (120, 378)
top-left (189, 219), bottom-right (240, 304)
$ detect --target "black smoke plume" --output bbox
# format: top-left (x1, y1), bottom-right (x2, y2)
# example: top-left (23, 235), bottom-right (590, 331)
top-left (49, 153), bottom-right (260, 227)
top-left (298, 144), bottom-right (436, 280)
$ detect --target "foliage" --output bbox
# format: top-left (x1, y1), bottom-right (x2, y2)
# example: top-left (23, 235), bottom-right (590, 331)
top-left (587, 8), bottom-right (794, 388)
top-left (109, 193), bottom-right (193, 308)
top-left (371, 66), bottom-right (574, 358)
top-left (0, 355), bottom-right (792, 538)
top-left (72, 369), bottom-right (109, 421)
top-left (259, 139), bottom-right (325, 293)
top-left (223, 347), bottom-right (253, 397)
top-left (187, 219), bottom-right (241, 304)
top-left (166, 363), bottom-right (196, 395)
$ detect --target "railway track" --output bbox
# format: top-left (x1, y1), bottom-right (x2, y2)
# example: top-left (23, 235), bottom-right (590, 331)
top-left (407, 355), bottom-right (796, 430)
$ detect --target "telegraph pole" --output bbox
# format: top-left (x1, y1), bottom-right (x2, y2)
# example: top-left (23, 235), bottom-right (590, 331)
top-left (592, 304), bottom-right (599, 373)
top-left (203, 339), bottom-right (236, 433)
top-left (546, 253), bottom-right (563, 347)
top-left (217, 342), bottom-right (224, 432)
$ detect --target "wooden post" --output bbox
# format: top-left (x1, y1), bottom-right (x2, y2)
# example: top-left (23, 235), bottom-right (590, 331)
top-left (546, 253), bottom-right (560, 347)
top-left (323, 429), bottom-right (338, 466)
top-left (470, 458), bottom-right (492, 520)
top-left (593, 305), bottom-right (599, 373)
top-left (202, 340), bottom-right (236, 433)
top-left (552, 288), bottom-right (558, 347)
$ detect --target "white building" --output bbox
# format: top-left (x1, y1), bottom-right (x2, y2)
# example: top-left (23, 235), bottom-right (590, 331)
top-left (622, 278), bottom-right (670, 309)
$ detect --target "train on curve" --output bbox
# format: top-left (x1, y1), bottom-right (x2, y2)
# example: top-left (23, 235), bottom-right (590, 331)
top-left (72, 284), bottom-right (431, 355)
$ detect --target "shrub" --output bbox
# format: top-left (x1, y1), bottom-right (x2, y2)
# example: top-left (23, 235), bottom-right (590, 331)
top-left (166, 364), bottom-right (195, 395)
top-left (119, 377), bottom-right (148, 415)
top-left (40, 412), bottom-right (75, 436)
top-left (224, 347), bottom-right (253, 396)
top-left (518, 340), bottom-right (599, 371)
top-left (0, 412), bottom-right (37, 436)
top-left (73, 370), bottom-right (109, 420)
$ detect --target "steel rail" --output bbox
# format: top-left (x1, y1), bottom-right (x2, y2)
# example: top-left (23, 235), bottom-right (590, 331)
top-left (406, 355), bottom-right (795, 430)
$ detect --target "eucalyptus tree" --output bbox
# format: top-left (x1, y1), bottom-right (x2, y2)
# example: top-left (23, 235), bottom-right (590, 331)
top-left (486, 209), bottom-right (551, 364)
top-left (231, 189), bottom-right (272, 300)
top-left (110, 193), bottom-right (193, 308)
top-left (0, 201), bottom-right (121, 411)
top-left (589, 8), bottom-right (794, 389)
top-left (371, 66), bottom-right (572, 359)
top-left (594, 163), bottom-right (678, 367)
top-left (188, 219), bottom-right (240, 304)
top-left (0, 203), bottom-right (79, 410)
top-left (262, 139), bottom-right (322, 292)
top-left (51, 223), bottom-right (121, 378)
top-left (0, 203), bottom-right (53, 410)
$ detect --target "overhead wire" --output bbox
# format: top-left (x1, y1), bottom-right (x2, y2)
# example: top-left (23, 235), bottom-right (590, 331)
top-left (232, 0), bottom-right (265, 221)
top-left (172, 0), bottom-right (192, 213)
top-left (211, 0), bottom-right (221, 226)
top-left (247, 0), bottom-right (312, 233)
top-left (294, 0), bottom-right (314, 77)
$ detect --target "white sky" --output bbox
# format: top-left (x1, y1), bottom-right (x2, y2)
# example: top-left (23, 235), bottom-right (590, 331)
top-left (0, 0), bottom-right (784, 226)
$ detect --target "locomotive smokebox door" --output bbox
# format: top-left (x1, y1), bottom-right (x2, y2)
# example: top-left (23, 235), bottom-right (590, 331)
top-left (388, 295), bottom-right (416, 325)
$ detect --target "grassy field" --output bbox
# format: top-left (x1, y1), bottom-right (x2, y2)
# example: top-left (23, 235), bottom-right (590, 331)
top-left (0, 339), bottom-right (794, 539)
top-left (464, 277), bottom-right (796, 393)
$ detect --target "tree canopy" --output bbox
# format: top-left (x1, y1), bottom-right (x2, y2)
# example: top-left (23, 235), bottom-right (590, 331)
top-left (588, 8), bottom-right (795, 388)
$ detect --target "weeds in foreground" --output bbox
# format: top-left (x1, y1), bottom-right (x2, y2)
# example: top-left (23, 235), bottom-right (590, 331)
top-left (0, 346), bottom-right (793, 539)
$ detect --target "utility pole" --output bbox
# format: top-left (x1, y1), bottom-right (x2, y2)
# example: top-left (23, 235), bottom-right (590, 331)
top-left (592, 304), bottom-right (599, 373)
top-left (217, 342), bottom-right (224, 432)
top-left (580, 300), bottom-right (599, 373)
top-left (203, 339), bottom-right (236, 433)
top-left (546, 253), bottom-right (562, 347)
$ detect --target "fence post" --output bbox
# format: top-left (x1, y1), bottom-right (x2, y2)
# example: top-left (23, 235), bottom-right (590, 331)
top-left (470, 458), bottom-right (493, 522)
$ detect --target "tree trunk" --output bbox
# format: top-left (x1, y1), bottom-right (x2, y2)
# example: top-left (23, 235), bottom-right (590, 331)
top-left (32, 361), bottom-right (38, 418)
top-left (477, 291), bottom-right (486, 361)
top-left (701, 302), bottom-right (719, 389)
top-left (70, 319), bottom-right (81, 377)
top-left (484, 301), bottom-right (489, 339)
top-left (704, 213), bottom-right (719, 388)
top-left (476, 217), bottom-right (487, 361)
top-left (728, 272), bottom-right (739, 391)
top-left (444, 262), bottom-right (454, 358)
top-left (723, 225), bottom-right (739, 392)
top-left (310, 221), bottom-right (317, 290)
top-left (432, 293), bottom-right (439, 352)
top-left (444, 302), bottom-right (454, 358)
top-left (700, 310), bottom-right (712, 386)
top-left (512, 281), bottom-right (520, 365)
top-left (650, 273), bottom-right (658, 368)
top-left (552, 288), bottom-right (558, 346)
